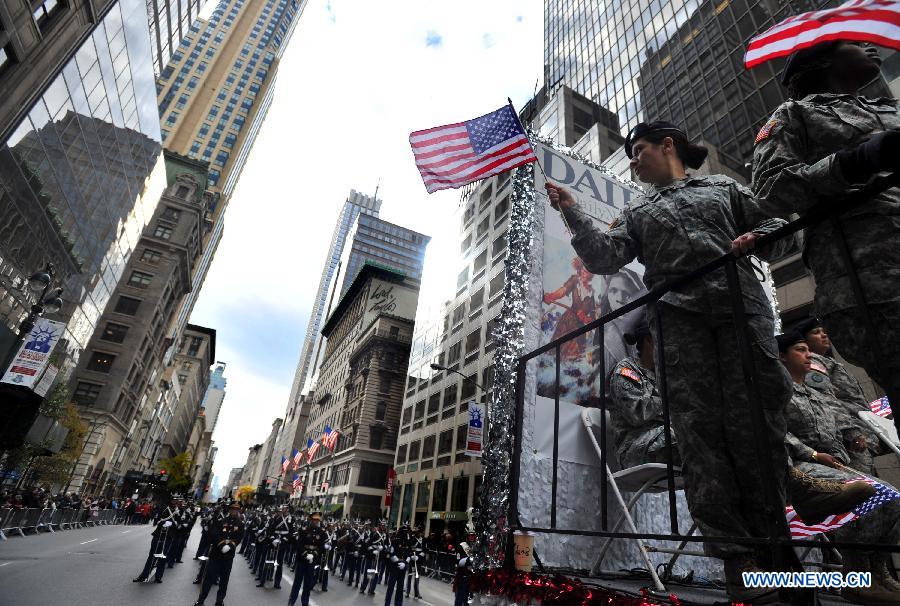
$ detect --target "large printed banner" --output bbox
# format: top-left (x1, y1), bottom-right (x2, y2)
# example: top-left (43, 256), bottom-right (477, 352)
top-left (1, 318), bottom-right (65, 390)
top-left (532, 143), bottom-right (645, 413)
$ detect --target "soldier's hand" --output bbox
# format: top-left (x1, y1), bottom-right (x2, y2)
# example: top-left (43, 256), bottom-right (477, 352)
top-left (544, 183), bottom-right (576, 211)
top-left (852, 436), bottom-right (868, 451)
top-left (730, 232), bottom-right (758, 256)
top-left (814, 452), bottom-right (839, 468)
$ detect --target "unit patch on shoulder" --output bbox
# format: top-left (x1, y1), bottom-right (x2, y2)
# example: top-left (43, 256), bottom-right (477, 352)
top-left (618, 367), bottom-right (641, 384)
top-left (755, 119), bottom-right (779, 144)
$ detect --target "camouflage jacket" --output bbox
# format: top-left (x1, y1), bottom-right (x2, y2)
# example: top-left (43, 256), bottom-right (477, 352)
top-left (562, 174), bottom-right (794, 317)
top-left (784, 381), bottom-right (852, 465)
top-left (608, 356), bottom-right (671, 468)
top-left (805, 352), bottom-right (872, 446)
top-left (752, 94), bottom-right (900, 315)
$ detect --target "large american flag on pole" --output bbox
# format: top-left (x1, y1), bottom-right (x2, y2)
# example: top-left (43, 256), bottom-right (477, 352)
top-left (409, 104), bottom-right (537, 194)
top-left (307, 438), bottom-right (320, 464)
top-left (744, 0), bottom-right (900, 68)
top-left (786, 477), bottom-right (900, 537)
top-left (292, 448), bottom-right (303, 470)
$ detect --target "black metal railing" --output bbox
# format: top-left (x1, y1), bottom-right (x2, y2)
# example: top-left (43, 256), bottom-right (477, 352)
top-left (508, 172), bottom-right (900, 573)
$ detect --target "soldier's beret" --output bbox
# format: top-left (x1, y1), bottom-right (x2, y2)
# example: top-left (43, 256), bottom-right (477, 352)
top-left (790, 316), bottom-right (822, 337)
top-left (625, 121), bottom-right (686, 158)
top-left (781, 41), bottom-right (841, 86)
top-left (776, 331), bottom-right (806, 353)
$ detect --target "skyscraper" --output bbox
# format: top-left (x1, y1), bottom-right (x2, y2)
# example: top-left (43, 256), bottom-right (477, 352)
top-left (145, 0), bottom-right (205, 76)
top-left (543, 0), bottom-right (832, 174)
top-left (201, 361), bottom-right (227, 434)
top-left (156, 0), bottom-right (306, 339)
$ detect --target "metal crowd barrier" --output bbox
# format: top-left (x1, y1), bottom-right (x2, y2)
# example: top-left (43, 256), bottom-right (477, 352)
top-left (0, 507), bottom-right (123, 539)
top-left (508, 172), bottom-right (900, 576)
top-left (421, 549), bottom-right (456, 582)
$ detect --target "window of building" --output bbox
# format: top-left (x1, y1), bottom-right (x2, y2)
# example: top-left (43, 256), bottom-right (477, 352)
top-left (457, 268), bottom-right (469, 290)
top-left (73, 382), bottom-right (102, 405)
top-left (447, 341), bottom-right (461, 365)
top-left (140, 249), bottom-right (163, 264)
top-left (161, 207), bottom-right (181, 222)
top-left (396, 443), bottom-right (407, 464)
top-left (87, 351), bottom-right (116, 373)
top-left (127, 271), bottom-right (153, 288)
top-left (416, 480), bottom-right (431, 508)
top-left (422, 435), bottom-right (435, 460)
top-left (495, 196), bottom-right (510, 220)
top-left (408, 440), bottom-right (420, 462)
top-left (476, 215), bottom-right (490, 239)
top-left (489, 272), bottom-right (505, 300)
top-left (153, 225), bottom-right (173, 240)
top-left (452, 476), bottom-right (469, 511)
top-left (482, 366), bottom-right (495, 393)
top-left (358, 461), bottom-right (391, 488)
top-left (32, 0), bottom-right (64, 30)
top-left (414, 400), bottom-right (425, 420)
top-left (438, 429), bottom-right (453, 455)
top-left (443, 383), bottom-right (458, 409)
top-left (375, 400), bottom-right (387, 421)
top-left (473, 250), bottom-right (487, 275)
top-left (470, 287), bottom-right (484, 310)
top-left (100, 323), bottom-right (129, 343)
top-left (485, 317), bottom-right (498, 350)
top-left (465, 328), bottom-right (481, 356)
top-left (186, 335), bottom-right (204, 357)
top-left (461, 375), bottom-right (477, 401)
top-left (401, 407), bottom-right (412, 426)
top-left (214, 150), bottom-right (229, 167)
top-left (114, 296), bottom-right (141, 315)
top-left (428, 393), bottom-right (440, 416)
top-left (492, 231), bottom-right (507, 258)
top-left (432, 478), bottom-right (448, 512)
top-left (460, 234), bottom-right (472, 253)
top-left (369, 427), bottom-right (385, 450)
top-left (452, 304), bottom-right (466, 326)
top-left (456, 424), bottom-right (467, 451)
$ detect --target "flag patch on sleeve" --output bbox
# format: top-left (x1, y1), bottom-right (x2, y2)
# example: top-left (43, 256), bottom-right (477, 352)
top-left (619, 367), bottom-right (641, 383)
top-left (755, 119), bottom-right (778, 144)
top-left (810, 360), bottom-right (828, 375)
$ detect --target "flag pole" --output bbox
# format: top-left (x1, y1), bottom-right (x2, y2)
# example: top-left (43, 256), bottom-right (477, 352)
top-left (506, 97), bottom-right (573, 235)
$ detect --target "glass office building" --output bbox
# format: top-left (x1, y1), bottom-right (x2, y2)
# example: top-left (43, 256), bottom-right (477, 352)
top-left (544, 0), bottom-right (833, 173)
top-left (0, 0), bottom-right (165, 363)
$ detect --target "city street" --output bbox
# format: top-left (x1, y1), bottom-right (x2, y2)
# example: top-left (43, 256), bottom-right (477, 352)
top-left (0, 524), bottom-right (454, 606)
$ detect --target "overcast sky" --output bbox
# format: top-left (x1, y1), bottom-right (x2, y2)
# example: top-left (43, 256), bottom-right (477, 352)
top-left (188, 0), bottom-right (543, 491)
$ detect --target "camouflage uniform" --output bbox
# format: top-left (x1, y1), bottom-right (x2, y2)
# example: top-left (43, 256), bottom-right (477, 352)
top-left (784, 382), bottom-right (900, 557)
top-left (805, 353), bottom-right (881, 475)
top-left (608, 356), bottom-right (680, 469)
top-left (752, 94), bottom-right (900, 408)
top-left (562, 174), bottom-right (795, 559)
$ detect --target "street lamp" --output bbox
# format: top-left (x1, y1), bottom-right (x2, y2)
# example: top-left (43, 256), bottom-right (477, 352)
top-left (429, 363), bottom-right (487, 392)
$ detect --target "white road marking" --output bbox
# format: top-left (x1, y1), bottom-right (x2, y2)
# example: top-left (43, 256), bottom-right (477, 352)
top-left (0, 562), bottom-right (11, 567)
top-left (80, 538), bottom-right (98, 544)
top-left (121, 530), bottom-right (132, 534)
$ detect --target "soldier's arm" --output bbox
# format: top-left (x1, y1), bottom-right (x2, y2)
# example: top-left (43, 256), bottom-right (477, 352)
top-left (728, 180), bottom-right (797, 261)
top-left (609, 369), bottom-right (661, 427)
top-left (561, 204), bottom-right (638, 275)
top-left (752, 103), bottom-right (861, 216)
top-left (785, 431), bottom-right (817, 462)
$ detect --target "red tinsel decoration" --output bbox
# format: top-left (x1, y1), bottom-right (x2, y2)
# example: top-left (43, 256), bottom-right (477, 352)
top-left (470, 568), bottom-right (680, 606)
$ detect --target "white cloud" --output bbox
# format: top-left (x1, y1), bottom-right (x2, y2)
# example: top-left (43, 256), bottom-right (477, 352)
top-left (190, 0), bottom-right (543, 485)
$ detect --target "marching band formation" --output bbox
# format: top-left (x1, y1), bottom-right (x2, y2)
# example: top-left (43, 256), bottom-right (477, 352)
top-left (130, 496), bottom-right (474, 606)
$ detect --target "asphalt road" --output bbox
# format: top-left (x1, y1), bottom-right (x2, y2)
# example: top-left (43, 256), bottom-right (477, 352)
top-left (0, 522), bottom-right (455, 606)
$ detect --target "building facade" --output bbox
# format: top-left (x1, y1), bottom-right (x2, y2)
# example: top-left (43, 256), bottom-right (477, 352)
top-left (201, 361), bottom-right (227, 433)
top-left (298, 264), bottom-right (421, 519)
top-left (145, 0), bottom-right (203, 76)
top-left (157, 0), bottom-right (307, 343)
top-left (0, 0), bottom-right (165, 381)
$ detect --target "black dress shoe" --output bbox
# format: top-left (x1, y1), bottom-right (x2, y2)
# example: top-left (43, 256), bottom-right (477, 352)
top-left (273, 584), bottom-right (281, 589)
top-left (193, 579), bottom-right (201, 584)
top-left (153, 578), bottom-right (163, 583)
top-left (256, 582), bottom-right (264, 587)
top-left (132, 577), bottom-right (146, 583)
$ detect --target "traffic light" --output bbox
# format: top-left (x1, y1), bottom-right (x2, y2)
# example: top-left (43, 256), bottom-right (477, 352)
top-left (158, 469), bottom-right (168, 483)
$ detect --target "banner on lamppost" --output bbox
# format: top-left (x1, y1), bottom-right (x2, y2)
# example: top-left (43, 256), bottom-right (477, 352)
top-left (465, 401), bottom-right (485, 458)
top-left (384, 468), bottom-right (396, 507)
top-left (34, 364), bottom-right (59, 398)
top-left (1, 318), bottom-right (65, 390)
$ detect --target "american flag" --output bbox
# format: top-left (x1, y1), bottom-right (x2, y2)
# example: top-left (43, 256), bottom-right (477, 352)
top-left (292, 474), bottom-right (302, 490)
top-left (745, 0), bottom-right (900, 68)
top-left (409, 104), bottom-right (537, 194)
top-left (871, 396), bottom-right (892, 418)
top-left (281, 455), bottom-right (289, 474)
top-left (786, 477), bottom-right (900, 537)
top-left (307, 439), bottom-right (320, 464)
top-left (328, 429), bottom-right (340, 450)
top-left (292, 448), bottom-right (303, 469)
top-left (322, 426), bottom-right (332, 446)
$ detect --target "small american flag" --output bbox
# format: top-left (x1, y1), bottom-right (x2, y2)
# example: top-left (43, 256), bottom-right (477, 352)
top-left (322, 426), bottom-right (332, 446)
top-left (745, 0), bottom-right (900, 69)
top-left (409, 104), bottom-right (537, 194)
top-left (292, 448), bottom-right (303, 469)
top-left (307, 440), bottom-right (320, 464)
top-left (871, 396), bottom-right (892, 418)
top-left (787, 477), bottom-right (900, 537)
top-left (292, 474), bottom-right (302, 490)
top-left (281, 456), bottom-right (289, 474)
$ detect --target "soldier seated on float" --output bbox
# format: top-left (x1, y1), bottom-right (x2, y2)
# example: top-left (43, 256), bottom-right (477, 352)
top-left (791, 316), bottom-right (888, 476)
top-left (608, 319), bottom-right (680, 469)
top-left (778, 330), bottom-right (900, 605)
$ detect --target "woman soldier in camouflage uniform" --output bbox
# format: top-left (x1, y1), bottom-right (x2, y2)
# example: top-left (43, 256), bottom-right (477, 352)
top-left (546, 120), bottom-right (795, 602)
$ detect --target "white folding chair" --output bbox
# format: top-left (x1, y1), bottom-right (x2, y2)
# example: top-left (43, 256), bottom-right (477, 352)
top-left (858, 410), bottom-right (900, 458)
top-left (581, 407), bottom-right (687, 592)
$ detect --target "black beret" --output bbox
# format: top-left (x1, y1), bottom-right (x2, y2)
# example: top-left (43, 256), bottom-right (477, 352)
top-left (781, 41), bottom-right (841, 86)
top-left (790, 316), bottom-right (821, 337)
top-left (624, 121), bottom-right (686, 158)
top-left (776, 331), bottom-right (806, 353)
